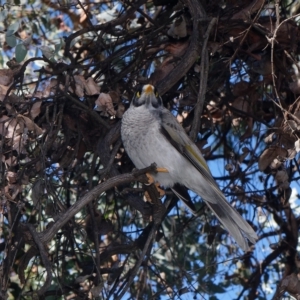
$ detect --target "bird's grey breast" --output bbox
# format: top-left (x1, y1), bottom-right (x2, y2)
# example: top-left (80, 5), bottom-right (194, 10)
top-left (121, 105), bottom-right (162, 169)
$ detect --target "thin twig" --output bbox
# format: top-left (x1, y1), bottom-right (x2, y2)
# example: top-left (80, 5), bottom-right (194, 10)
top-left (190, 17), bottom-right (217, 141)
top-left (268, 12), bottom-right (300, 116)
top-left (27, 224), bottom-right (53, 296)
top-left (114, 224), bottom-right (157, 300)
top-left (156, 0), bottom-right (206, 95)
top-left (228, 1), bottom-right (265, 67)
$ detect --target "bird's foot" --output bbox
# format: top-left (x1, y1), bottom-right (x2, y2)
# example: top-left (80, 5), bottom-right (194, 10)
top-left (145, 182), bottom-right (165, 203)
top-left (145, 172), bottom-right (155, 185)
top-left (154, 182), bottom-right (165, 197)
top-left (144, 167), bottom-right (168, 201)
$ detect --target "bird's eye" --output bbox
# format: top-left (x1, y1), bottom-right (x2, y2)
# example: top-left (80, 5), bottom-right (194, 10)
top-left (154, 88), bottom-right (159, 97)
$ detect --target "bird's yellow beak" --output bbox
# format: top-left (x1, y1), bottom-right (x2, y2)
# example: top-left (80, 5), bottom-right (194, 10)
top-left (143, 84), bottom-right (154, 94)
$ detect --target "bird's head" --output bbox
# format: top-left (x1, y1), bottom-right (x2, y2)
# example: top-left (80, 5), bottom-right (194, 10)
top-left (132, 84), bottom-right (162, 108)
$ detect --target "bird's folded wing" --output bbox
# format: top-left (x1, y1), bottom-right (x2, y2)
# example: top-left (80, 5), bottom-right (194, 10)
top-left (160, 108), bottom-right (223, 201)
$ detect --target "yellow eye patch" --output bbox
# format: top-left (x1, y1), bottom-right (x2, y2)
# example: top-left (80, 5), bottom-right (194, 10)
top-left (136, 91), bottom-right (141, 98)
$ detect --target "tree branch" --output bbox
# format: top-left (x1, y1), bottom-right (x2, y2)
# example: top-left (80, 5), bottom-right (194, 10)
top-left (40, 165), bottom-right (157, 244)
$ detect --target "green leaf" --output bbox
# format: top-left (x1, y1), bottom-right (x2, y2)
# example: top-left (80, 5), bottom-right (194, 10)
top-left (5, 21), bottom-right (20, 48)
top-left (39, 46), bottom-right (55, 60)
top-left (5, 34), bottom-right (17, 47)
top-left (41, 16), bottom-right (49, 28)
top-left (7, 21), bottom-right (20, 34)
top-left (54, 39), bottom-right (63, 54)
top-left (15, 44), bottom-right (27, 62)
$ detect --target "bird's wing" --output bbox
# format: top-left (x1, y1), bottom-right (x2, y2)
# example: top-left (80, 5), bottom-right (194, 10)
top-left (160, 108), bottom-right (258, 250)
top-left (160, 108), bottom-right (222, 200)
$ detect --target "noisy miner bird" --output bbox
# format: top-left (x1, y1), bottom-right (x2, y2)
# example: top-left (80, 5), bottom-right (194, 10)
top-left (121, 84), bottom-right (258, 251)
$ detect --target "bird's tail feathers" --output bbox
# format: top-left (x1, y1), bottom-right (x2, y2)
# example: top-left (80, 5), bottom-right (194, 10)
top-left (202, 192), bottom-right (257, 251)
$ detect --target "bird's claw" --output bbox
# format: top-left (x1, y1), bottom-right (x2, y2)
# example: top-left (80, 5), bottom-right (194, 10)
top-left (145, 182), bottom-right (165, 203)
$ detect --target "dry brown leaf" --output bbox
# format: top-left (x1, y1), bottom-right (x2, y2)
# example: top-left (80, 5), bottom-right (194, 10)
top-left (295, 139), bottom-right (300, 153)
top-left (0, 115), bottom-right (10, 136)
top-left (206, 101), bottom-right (223, 122)
top-left (275, 170), bottom-right (289, 184)
top-left (4, 183), bottom-right (21, 200)
top-left (232, 81), bottom-right (249, 97)
top-left (279, 273), bottom-right (300, 299)
top-left (0, 85), bottom-right (10, 100)
top-left (281, 132), bottom-right (297, 149)
top-left (0, 69), bottom-right (14, 86)
top-left (95, 93), bottom-right (116, 116)
top-left (31, 179), bottom-right (45, 207)
top-left (12, 134), bottom-right (25, 154)
top-left (116, 103), bottom-right (125, 118)
top-left (252, 194), bottom-right (266, 203)
top-left (32, 91), bottom-right (43, 99)
top-left (41, 78), bottom-right (58, 98)
top-left (30, 101), bottom-right (42, 119)
top-left (109, 91), bottom-right (120, 103)
top-left (232, 117), bottom-right (241, 127)
top-left (79, 8), bottom-right (87, 24)
top-left (149, 41), bottom-right (188, 85)
top-left (74, 75), bottom-right (85, 98)
top-left (264, 132), bottom-right (275, 144)
top-left (164, 41), bottom-right (189, 57)
top-left (5, 118), bottom-right (19, 139)
top-left (269, 158), bottom-right (283, 170)
top-left (4, 156), bottom-right (18, 167)
top-left (16, 115), bottom-right (43, 135)
top-left (63, 114), bottom-right (77, 131)
top-left (85, 77), bottom-right (100, 95)
top-left (6, 171), bottom-right (17, 184)
top-left (252, 57), bottom-right (272, 76)
top-left (287, 149), bottom-right (297, 160)
top-left (258, 147), bottom-right (288, 171)
top-left (149, 57), bottom-right (176, 85)
top-left (231, 96), bottom-right (250, 114)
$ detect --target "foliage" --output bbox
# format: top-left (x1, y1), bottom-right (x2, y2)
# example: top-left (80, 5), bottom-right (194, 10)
top-left (0, 0), bottom-right (300, 299)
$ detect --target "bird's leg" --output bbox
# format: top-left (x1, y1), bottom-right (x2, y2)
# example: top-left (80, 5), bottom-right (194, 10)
top-left (145, 167), bottom-right (168, 199)
top-left (145, 173), bottom-right (155, 185)
top-left (154, 183), bottom-right (165, 197)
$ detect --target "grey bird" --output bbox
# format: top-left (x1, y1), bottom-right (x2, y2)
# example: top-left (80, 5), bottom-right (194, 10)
top-left (121, 84), bottom-right (258, 251)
